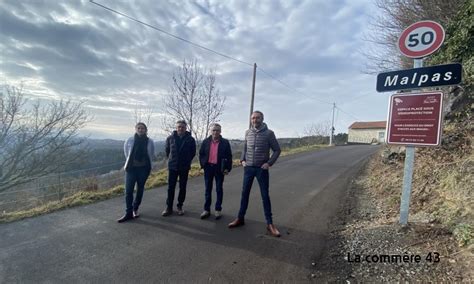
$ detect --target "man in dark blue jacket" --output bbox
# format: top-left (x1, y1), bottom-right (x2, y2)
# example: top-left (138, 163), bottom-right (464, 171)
top-left (162, 120), bottom-right (196, 216)
top-left (198, 123), bottom-right (233, 220)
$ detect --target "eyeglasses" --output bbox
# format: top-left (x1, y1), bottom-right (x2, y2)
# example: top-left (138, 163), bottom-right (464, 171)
top-left (211, 129), bottom-right (221, 132)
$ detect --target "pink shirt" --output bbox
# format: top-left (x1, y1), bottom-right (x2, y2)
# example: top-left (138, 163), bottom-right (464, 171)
top-left (208, 139), bottom-right (220, 164)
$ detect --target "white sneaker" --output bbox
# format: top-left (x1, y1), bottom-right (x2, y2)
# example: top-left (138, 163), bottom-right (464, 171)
top-left (215, 211), bottom-right (222, 220)
top-left (200, 210), bottom-right (210, 219)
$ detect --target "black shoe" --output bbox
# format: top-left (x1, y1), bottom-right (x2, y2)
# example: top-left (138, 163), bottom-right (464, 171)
top-left (133, 210), bottom-right (140, 218)
top-left (117, 214), bottom-right (133, 223)
top-left (200, 210), bottom-right (210, 219)
top-left (162, 208), bottom-right (172, 217)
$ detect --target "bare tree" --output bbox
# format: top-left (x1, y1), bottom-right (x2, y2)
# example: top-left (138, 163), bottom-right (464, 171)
top-left (364, 0), bottom-right (465, 73)
top-left (303, 120), bottom-right (332, 137)
top-left (202, 68), bottom-right (225, 138)
top-left (132, 104), bottom-right (156, 137)
top-left (0, 85), bottom-right (91, 192)
top-left (162, 59), bottom-right (226, 143)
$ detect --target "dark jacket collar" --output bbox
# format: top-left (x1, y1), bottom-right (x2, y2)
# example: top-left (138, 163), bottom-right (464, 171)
top-left (173, 130), bottom-right (191, 138)
top-left (206, 135), bottom-right (222, 142)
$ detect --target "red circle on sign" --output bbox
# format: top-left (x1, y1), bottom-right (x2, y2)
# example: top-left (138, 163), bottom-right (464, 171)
top-left (398, 21), bottom-right (445, 58)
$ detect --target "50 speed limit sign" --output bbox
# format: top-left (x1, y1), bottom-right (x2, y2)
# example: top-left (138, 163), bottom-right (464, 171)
top-left (398, 21), bottom-right (445, 58)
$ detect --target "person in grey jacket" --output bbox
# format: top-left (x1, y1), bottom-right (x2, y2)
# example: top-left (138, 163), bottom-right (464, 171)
top-left (118, 122), bottom-right (155, 223)
top-left (162, 120), bottom-right (196, 216)
top-left (228, 111), bottom-right (282, 237)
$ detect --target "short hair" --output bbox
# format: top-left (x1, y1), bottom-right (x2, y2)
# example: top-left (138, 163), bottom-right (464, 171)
top-left (176, 120), bottom-right (187, 126)
top-left (210, 123), bottom-right (221, 130)
top-left (135, 122), bottom-right (148, 131)
top-left (252, 110), bottom-right (264, 119)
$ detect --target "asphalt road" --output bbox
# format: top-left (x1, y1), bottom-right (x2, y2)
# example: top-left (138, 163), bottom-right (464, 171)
top-left (0, 145), bottom-right (378, 283)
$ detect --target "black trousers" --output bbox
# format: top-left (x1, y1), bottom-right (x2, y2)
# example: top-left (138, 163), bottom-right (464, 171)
top-left (166, 169), bottom-right (189, 209)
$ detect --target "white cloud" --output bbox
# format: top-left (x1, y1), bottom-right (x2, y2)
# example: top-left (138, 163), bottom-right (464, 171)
top-left (1, 0), bottom-right (386, 140)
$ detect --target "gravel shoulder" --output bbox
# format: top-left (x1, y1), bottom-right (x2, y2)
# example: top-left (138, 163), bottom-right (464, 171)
top-left (311, 162), bottom-right (473, 282)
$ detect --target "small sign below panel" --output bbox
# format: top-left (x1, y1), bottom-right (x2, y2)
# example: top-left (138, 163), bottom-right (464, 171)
top-left (387, 92), bottom-right (443, 146)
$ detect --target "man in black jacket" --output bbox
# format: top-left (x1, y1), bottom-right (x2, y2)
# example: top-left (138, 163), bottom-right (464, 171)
top-left (162, 120), bottom-right (196, 216)
top-left (199, 123), bottom-right (232, 220)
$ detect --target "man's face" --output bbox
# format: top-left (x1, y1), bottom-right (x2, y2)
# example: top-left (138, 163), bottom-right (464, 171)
top-left (211, 126), bottom-right (221, 140)
top-left (251, 112), bottom-right (263, 128)
top-left (136, 125), bottom-right (147, 136)
top-left (176, 123), bottom-right (186, 135)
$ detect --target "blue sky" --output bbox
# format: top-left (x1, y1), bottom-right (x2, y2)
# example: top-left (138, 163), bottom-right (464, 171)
top-left (0, 0), bottom-right (390, 140)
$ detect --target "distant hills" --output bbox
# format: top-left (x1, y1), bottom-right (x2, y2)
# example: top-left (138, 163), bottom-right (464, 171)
top-left (62, 135), bottom-right (343, 177)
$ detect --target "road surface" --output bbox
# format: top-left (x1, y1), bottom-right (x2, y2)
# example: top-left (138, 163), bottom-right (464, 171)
top-left (0, 145), bottom-right (378, 282)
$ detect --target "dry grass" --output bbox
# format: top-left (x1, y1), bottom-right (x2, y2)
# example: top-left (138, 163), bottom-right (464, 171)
top-left (360, 131), bottom-right (473, 247)
top-left (0, 185), bottom-right (124, 223)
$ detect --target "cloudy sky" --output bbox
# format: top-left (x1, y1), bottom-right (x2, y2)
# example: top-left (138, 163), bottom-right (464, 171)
top-left (0, 0), bottom-right (390, 140)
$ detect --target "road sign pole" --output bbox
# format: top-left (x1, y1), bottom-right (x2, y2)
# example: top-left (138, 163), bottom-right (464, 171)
top-left (399, 58), bottom-right (423, 225)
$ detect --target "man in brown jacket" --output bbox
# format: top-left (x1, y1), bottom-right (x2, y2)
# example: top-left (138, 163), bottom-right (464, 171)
top-left (228, 111), bottom-right (282, 237)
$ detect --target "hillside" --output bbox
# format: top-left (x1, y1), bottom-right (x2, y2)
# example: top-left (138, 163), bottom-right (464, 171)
top-left (314, 2), bottom-right (473, 281)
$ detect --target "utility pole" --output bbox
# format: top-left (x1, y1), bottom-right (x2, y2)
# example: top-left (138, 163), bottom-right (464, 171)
top-left (249, 63), bottom-right (257, 128)
top-left (330, 102), bottom-right (336, 145)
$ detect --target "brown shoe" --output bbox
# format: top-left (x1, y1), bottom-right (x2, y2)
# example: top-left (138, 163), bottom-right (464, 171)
top-left (267, 224), bottom-right (281, 237)
top-left (228, 218), bottom-right (245, 228)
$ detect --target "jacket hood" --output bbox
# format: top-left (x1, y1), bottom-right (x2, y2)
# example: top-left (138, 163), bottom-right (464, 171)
top-left (250, 123), bottom-right (268, 133)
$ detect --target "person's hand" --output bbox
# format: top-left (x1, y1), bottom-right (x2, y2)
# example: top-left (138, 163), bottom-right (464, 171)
top-left (261, 163), bottom-right (270, 170)
top-left (241, 160), bottom-right (247, 167)
top-left (223, 169), bottom-right (229, 175)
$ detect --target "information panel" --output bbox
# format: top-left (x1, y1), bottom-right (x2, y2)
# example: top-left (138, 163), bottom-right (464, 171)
top-left (387, 92), bottom-right (443, 146)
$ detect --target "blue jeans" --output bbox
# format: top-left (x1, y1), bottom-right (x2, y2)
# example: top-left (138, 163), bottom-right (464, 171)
top-left (125, 167), bottom-right (150, 215)
top-left (203, 164), bottom-right (224, 211)
top-left (166, 169), bottom-right (189, 209)
top-left (238, 166), bottom-right (273, 224)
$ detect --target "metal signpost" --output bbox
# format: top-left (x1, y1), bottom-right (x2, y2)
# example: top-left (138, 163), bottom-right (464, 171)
top-left (377, 20), bottom-right (456, 225)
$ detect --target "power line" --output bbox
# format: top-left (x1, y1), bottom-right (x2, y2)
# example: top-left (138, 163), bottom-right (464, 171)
top-left (335, 106), bottom-right (359, 121)
top-left (90, 1), bottom-right (359, 125)
top-left (257, 67), bottom-right (333, 105)
top-left (339, 92), bottom-right (373, 106)
top-left (90, 1), bottom-right (331, 106)
top-left (258, 67), bottom-right (360, 123)
top-left (89, 0), bottom-right (253, 67)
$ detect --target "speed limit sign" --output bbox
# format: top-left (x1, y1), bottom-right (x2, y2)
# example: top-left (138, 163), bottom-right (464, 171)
top-left (398, 21), bottom-right (445, 58)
